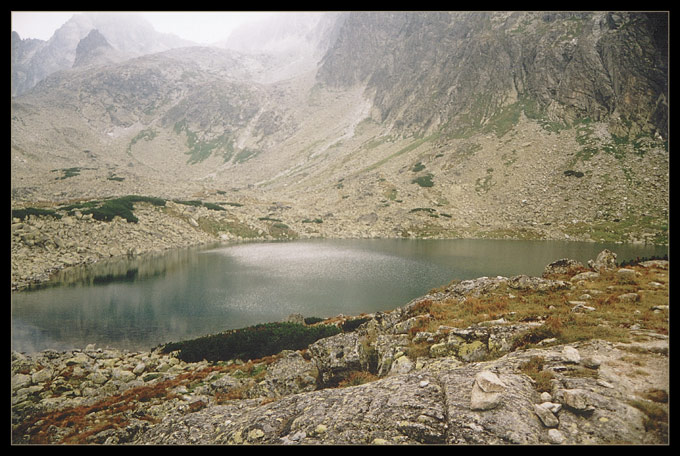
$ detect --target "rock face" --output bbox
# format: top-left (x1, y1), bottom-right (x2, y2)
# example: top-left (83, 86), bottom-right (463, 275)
top-left (318, 11), bottom-right (668, 139)
top-left (130, 338), bottom-right (667, 445)
top-left (72, 29), bottom-right (125, 68)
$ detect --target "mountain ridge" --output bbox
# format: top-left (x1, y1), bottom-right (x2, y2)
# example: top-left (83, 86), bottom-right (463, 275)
top-left (11, 11), bottom-right (669, 247)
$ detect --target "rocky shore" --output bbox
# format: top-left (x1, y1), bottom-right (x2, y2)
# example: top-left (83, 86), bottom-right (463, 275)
top-left (11, 253), bottom-right (669, 445)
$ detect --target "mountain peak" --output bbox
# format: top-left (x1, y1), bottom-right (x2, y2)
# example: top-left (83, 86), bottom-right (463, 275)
top-left (73, 28), bottom-right (122, 68)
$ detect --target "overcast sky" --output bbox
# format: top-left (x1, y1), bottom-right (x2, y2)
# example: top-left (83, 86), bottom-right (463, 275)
top-left (11, 11), bottom-right (279, 44)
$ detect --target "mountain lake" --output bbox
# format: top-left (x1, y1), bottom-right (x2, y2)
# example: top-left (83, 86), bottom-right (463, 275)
top-left (11, 239), bottom-right (668, 353)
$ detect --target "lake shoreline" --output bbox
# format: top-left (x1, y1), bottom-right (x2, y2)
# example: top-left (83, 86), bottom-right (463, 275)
top-left (12, 256), bottom-right (669, 444)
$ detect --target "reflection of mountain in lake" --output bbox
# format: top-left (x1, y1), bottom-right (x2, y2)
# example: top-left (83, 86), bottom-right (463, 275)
top-left (11, 239), bottom-right (668, 353)
top-left (38, 245), bottom-right (213, 289)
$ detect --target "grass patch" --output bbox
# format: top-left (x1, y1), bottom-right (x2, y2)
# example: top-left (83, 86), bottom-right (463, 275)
top-left (268, 222), bottom-right (298, 239)
top-left (161, 322), bottom-right (341, 363)
top-left (519, 356), bottom-right (555, 393)
top-left (337, 371), bottom-right (380, 388)
top-left (564, 215), bottom-right (668, 244)
top-left (406, 263), bottom-right (668, 356)
top-left (628, 398), bottom-right (668, 435)
top-left (412, 173), bottom-right (434, 188)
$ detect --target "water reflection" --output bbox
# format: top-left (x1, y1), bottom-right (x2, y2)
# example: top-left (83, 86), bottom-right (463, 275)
top-left (11, 239), bottom-right (667, 353)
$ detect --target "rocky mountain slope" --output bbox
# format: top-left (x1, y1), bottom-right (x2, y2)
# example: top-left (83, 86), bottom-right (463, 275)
top-left (11, 11), bottom-right (669, 251)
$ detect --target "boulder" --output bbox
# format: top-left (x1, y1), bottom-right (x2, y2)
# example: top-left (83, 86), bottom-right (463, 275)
top-left (309, 332), bottom-right (369, 385)
top-left (534, 403), bottom-right (559, 428)
top-left (470, 370), bottom-right (506, 411)
top-left (543, 258), bottom-right (585, 277)
top-left (588, 249), bottom-right (617, 271)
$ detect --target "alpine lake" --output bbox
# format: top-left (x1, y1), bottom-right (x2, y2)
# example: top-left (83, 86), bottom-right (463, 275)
top-left (11, 239), bottom-right (668, 354)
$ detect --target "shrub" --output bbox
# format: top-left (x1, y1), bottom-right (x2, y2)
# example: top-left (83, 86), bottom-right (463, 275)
top-left (203, 202), bottom-right (226, 211)
top-left (341, 317), bottom-right (372, 332)
top-left (82, 195), bottom-right (166, 223)
top-left (161, 322), bottom-right (341, 363)
top-left (84, 199), bottom-right (138, 223)
top-left (12, 207), bottom-right (62, 221)
top-left (519, 356), bottom-right (554, 393)
top-left (173, 199), bottom-right (203, 207)
top-left (304, 317), bottom-right (325, 325)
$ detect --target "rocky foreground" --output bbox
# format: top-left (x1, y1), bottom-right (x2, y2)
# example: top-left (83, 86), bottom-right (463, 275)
top-left (11, 252), bottom-right (669, 445)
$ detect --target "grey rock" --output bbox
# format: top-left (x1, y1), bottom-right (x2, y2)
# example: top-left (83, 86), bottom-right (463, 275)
top-left (309, 331), bottom-right (368, 385)
top-left (562, 346), bottom-right (581, 364)
top-left (618, 293), bottom-right (640, 303)
top-left (616, 268), bottom-right (638, 281)
top-left (543, 258), bottom-right (585, 277)
top-left (470, 371), bottom-right (505, 411)
top-left (588, 249), bottom-right (618, 271)
top-left (547, 428), bottom-right (566, 444)
top-left (534, 403), bottom-right (559, 428)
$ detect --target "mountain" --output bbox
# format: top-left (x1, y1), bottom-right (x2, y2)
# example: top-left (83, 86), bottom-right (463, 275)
top-left (72, 29), bottom-right (126, 68)
top-left (10, 11), bottom-right (669, 244)
top-left (11, 13), bottom-right (194, 96)
top-left (317, 11), bottom-right (668, 139)
top-left (218, 12), bottom-right (346, 83)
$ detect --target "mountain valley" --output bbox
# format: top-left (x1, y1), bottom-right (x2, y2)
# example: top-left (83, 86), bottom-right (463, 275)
top-left (11, 12), bottom-right (669, 286)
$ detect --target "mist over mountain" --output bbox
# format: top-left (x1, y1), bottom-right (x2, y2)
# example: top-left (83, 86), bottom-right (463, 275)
top-left (11, 11), bottom-right (669, 244)
top-left (11, 13), bottom-right (194, 96)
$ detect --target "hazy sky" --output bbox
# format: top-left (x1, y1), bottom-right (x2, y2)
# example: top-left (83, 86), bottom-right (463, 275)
top-left (11, 11), bottom-right (278, 44)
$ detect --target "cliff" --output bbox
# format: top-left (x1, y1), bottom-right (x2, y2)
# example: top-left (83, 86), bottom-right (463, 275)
top-left (317, 12), bottom-right (668, 139)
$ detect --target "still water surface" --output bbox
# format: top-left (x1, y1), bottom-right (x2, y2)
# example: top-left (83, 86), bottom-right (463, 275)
top-left (11, 239), bottom-right (667, 353)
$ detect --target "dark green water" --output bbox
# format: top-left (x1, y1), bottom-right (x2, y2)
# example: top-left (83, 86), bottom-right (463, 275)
top-left (11, 239), bottom-right (667, 353)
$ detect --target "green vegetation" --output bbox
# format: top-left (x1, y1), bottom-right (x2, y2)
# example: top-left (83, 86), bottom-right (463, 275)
top-left (361, 134), bottom-right (439, 174)
top-left (161, 322), bottom-right (341, 363)
top-left (411, 161), bottom-right (426, 172)
top-left (12, 207), bottom-right (62, 221)
top-left (564, 214), bottom-right (668, 244)
top-left (127, 128), bottom-right (157, 153)
top-left (173, 200), bottom-right (226, 211)
top-left (173, 120), bottom-right (236, 164)
top-left (302, 218), bottom-right (323, 224)
top-left (220, 219), bottom-right (261, 239)
top-left (202, 202), bottom-right (226, 211)
top-left (519, 356), bottom-right (555, 393)
top-left (233, 148), bottom-right (261, 164)
top-left (82, 195), bottom-right (166, 223)
top-left (51, 167), bottom-right (94, 180)
top-left (475, 168), bottom-right (494, 194)
top-left (173, 199), bottom-right (203, 207)
top-left (269, 222), bottom-right (298, 239)
top-left (340, 317), bottom-right (372, 332)
top-left (412, 173), bottom-right (435, 188)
